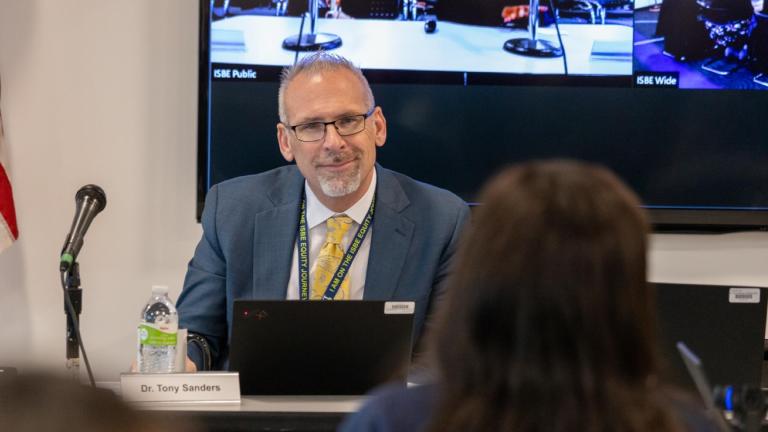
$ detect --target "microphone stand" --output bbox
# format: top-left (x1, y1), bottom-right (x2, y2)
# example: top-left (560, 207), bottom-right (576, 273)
top-left (282, 0), bottom-right (342, 51)
top-left (63, 262), bottom-right (82, 380)
top-left (504, 0), bottom-right (563, 57)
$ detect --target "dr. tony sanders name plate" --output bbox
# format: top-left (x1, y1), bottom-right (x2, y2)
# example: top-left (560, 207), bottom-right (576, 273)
top-left (120, 372), bottom-right (240, 404)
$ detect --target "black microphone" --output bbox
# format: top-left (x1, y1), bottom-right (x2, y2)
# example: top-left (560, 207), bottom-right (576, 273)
top-left (59, 185), bottom-right (107, 272)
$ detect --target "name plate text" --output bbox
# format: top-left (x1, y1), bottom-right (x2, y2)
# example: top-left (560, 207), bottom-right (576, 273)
top-left (120, 372), bottom-right (240, 404)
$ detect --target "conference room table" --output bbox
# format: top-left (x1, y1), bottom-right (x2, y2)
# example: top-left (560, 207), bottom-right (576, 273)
top-left (102, 381), bottom-right (363, 431)
top-left (210, 15), bottom-right (633, 76)
top-left (123, 391), bottom-right (363, 432)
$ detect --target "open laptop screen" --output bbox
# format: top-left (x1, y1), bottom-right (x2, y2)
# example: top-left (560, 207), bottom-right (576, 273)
top-left (229, 300), bottom-right (415, 395)
top-left (655, 283), bottom-right (767, 391)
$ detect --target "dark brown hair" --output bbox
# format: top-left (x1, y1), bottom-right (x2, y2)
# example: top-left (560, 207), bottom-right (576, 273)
top-left (428, 160), bottom-right (681, 432)
top-left (0, 373), bottom-right (201, 432)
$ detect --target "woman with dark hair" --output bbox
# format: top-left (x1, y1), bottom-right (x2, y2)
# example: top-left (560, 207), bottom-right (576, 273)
top-left (0, 372), bottom-right (202, 432)
top-left (340, 160), bottom-right (717, 432)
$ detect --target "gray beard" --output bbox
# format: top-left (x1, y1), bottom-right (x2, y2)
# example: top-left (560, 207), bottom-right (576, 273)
top-left (317, 165), bottom-right (362, 197)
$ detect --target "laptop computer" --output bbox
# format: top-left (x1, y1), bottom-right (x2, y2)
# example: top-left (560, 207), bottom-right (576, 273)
top-left (655, 283), bottom-right (767, 392)
top-left (229, 300), bottom-right (415, 395)
top-left (676, 342), bottom-right (732, 432)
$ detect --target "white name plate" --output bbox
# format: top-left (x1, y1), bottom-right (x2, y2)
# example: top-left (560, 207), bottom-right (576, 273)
top-left (120, 372), bottom-right (241, 405)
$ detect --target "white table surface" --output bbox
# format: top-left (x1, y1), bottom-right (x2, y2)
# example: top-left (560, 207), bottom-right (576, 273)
top-left (100, 381), bottom-right (364, 412)
top-left (137, 395), bottom-right (364, 412)
top-left (211, 15), bottom-right (633, 76)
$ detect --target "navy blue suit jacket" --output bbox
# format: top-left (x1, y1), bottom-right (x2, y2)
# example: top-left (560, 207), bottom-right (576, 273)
top-left (177, 164), bottom-right (470, 369)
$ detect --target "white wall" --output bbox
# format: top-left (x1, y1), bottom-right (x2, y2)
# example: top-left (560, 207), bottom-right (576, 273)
top-left (0, 0), bottom-right (766, 382)
top-left (0, 0), bottom-right (200, 379)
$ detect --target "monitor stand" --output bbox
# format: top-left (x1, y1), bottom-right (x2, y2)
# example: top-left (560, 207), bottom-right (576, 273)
top-left (504, 0), bottom-right (562, 58)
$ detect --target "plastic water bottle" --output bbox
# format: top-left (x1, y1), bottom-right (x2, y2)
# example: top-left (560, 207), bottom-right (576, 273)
top-left (137, 285), bottom-right (178, 373)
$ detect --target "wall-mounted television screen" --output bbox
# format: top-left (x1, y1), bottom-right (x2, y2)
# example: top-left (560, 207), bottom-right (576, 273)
top-left (198, 0), bottom-right (768, 228)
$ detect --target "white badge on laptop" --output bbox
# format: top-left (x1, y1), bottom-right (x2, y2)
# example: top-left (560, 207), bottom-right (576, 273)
top-left (729, 287), bottom-right (760, 304)
top-left (384, 301), bottom-right (415, 314)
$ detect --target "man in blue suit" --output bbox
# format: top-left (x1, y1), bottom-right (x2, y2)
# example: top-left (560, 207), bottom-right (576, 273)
top-left (177, 52), bottom-right (470, 370)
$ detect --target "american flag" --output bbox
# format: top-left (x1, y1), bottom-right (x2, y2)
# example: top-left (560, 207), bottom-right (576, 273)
top-left (0, 74), bottom-right (18, 252)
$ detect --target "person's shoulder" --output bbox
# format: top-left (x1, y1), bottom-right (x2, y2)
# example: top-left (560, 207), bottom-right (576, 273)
top-left (214, 165), bottom-right (299, 195)
top-left (202, 165), bottom-right (302, 220)
top-left (209, 165), bottom-right (302, 206)
top-left (366, 382), bottom-right (437, 411)
top-left (338, 383), bottom-right (437, 432)
top-left (378, 166), bottom-right (467, 210)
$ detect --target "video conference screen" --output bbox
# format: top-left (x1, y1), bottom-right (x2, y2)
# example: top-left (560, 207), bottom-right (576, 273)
top-left (201, 0), bottom-right (768, 227)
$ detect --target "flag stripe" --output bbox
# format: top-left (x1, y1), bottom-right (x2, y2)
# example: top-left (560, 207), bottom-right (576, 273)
top-left (0, 71), bottom-right (18, 253)
top-left (0, 161), bottom-right (18, 242)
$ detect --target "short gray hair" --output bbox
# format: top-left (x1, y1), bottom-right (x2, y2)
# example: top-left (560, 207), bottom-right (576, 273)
top-left (277, 52), bottom-right (375, 124)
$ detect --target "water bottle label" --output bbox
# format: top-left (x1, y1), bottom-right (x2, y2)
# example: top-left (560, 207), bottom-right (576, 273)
top-left (138, 323), bottom-right (177, 346)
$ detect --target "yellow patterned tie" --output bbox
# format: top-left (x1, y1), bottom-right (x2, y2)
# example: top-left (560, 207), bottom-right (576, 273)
top-left (311, 215), bottom-right (354, 300)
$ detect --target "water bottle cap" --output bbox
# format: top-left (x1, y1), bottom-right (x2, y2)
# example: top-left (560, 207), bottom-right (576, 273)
top-left (151, 285), bottom-right (169, 295)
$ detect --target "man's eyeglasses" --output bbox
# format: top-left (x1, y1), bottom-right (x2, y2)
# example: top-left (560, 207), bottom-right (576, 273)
top-left (287, 107), bottom-right (375, 142)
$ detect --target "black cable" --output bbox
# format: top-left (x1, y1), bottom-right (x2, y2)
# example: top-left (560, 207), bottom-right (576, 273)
top-left (60, 271), bottom-right (96, 387)
top-left (294, 12), bottom-right (308, 65)
top-left (547, 0), bottom-right (569, 75)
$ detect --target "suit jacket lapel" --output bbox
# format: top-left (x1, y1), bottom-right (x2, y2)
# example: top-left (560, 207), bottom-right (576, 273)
top-left (364, 166), bottom-right (414, 300)
top-left (252, 167), bottom-right (304, 299)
